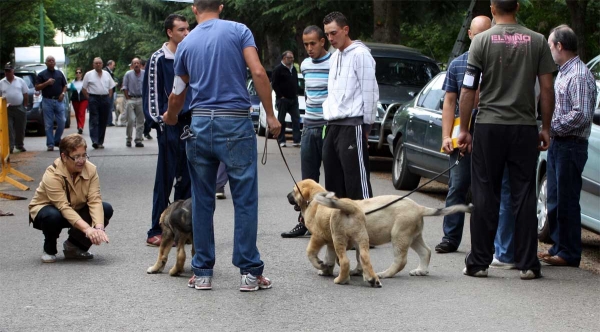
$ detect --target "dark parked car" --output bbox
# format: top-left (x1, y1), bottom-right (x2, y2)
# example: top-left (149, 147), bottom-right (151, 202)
top-left (366, 42), bottom-right (440, 154)
top-left (246, 79), bottom-right (260, 130)
top-left (387, 71), bottom-right (449, 189)
top-left (13, 68), bottom-right (45, 135)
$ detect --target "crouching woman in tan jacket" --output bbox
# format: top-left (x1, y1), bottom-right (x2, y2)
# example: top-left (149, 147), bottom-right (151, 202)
top-left (29, 133), bottom-right (112, 263)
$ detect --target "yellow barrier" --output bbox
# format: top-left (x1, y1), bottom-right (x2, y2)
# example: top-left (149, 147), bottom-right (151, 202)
top-left (0, 97), bottom-right (34, 191)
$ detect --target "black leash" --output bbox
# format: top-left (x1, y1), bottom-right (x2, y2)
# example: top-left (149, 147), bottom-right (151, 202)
top-left (261, 127), bottom-right (307, 203)
top-left (364, 154), bottom-right (463, 215)
top-left (261, 127), bottom-right (463, 215)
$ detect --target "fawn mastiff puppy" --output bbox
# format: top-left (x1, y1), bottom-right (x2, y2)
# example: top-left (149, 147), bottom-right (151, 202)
top-left (288, 179), bottom-right (472, 279)
top-left (147, 198), bottom-right (194, 276)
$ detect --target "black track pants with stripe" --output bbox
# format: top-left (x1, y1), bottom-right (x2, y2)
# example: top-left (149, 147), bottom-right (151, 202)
top-left (322, 124), bottom-right (373, 200)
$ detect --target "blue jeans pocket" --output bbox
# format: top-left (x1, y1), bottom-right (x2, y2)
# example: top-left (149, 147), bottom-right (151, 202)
top-left (227, 132), bottom-right (255, 168)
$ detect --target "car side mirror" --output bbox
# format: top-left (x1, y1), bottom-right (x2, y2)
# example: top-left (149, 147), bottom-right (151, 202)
top-left (439, 98), bottom-right (444, 111)
top-left (593, 110), bottom-right (600, 126)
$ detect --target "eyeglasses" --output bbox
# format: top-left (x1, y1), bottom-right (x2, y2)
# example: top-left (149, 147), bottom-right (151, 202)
top-left (76, 71), bottom-right (82, 74)
top-left (66, 153), bottom-right (89, 162)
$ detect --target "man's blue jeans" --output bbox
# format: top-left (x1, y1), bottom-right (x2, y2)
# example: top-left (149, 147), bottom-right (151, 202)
top-left (547, 138), bottom-right (588, 266)
top-left (42, 98), bottom-right (65, 147)
top-left (442, 150), bottom-right (471, 246)
top-left (495, 166), bottom-right (515, 263)
top-left (186, 114), bottom-right (263, 277)
top-left (300, 126), bottom-right (324, 182)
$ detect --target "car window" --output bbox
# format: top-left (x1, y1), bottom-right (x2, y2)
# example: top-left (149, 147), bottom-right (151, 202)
top-left (14, 73), bottom-right (34, 89)
top-left (416, 74), bottom-right (445, 110)
top-left (588, 57), bottom-right (600, 81)
top-left (375, 57), bottom-right (440, 87)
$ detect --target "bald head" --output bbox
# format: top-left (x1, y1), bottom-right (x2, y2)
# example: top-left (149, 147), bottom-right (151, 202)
top-left (469, 16), bottom-right (492, 39)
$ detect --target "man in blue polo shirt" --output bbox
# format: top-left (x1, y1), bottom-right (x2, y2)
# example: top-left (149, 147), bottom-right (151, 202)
top-left (163, 0), bottom-right (280, 292)
top-left (35, 56), bottom-right (67, 151)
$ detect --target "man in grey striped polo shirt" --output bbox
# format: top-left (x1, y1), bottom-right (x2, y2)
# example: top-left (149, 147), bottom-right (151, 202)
top-left (281, 25), bottom-right (331, 238)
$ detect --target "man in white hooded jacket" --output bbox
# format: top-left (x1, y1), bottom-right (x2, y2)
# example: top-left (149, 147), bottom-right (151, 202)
top-left (322, 11), bottom-right (379, 200)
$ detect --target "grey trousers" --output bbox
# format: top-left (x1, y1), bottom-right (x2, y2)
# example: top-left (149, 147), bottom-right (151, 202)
top-left (8, 105), bottom-right (26, 150)
top-left (125, 98), bottom-right (144, 143)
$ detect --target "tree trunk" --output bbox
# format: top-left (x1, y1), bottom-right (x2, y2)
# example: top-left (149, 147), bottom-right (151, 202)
top-left (565, 0), bottom-right (588, 62)
top-left (372, 0), bottom-right (401, 44)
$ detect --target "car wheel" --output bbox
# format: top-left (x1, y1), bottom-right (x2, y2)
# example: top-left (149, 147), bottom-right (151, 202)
top-left (392, 142), bottom-right (420, 190)
top-left (537, 173), bottom-right (552, 243)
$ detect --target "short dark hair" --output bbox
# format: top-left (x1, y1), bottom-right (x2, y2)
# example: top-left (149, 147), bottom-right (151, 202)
top-left (303, 25), bottom-right (326, 40)
top-left (164, 14), bottom-right (187, 39)
top-left (490, 0), bottom-right (518, 14)
top-left (194, 0), bottom-right (221, 13)
top-left (281, 51), bottom-right (293, 60)
top-left (59, 133), bottom-right (87, 156)
top-left (550, 24), bottom-right (578, 53)
top-left (323, 11), bottom-right (348, 28)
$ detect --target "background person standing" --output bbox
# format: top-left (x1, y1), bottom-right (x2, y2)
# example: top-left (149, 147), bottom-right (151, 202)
top-left (122, 57), bottom-right (145, 148)
top-left (457, 0), bottom-right (556, 280)
top-left (143, 13), bottom-right (191, 247)
top-left (35, 55), bottom-right (67, 151)
top-left (281, 25), bottom-right (331, 238)
top-left (322, 11), bottom-right (378, 200)
top-left (82, 57), bottom-right (115, 149)
top-left (271, 50), bottom-right (301, 147)
top-left (68, 67), bottom-right (88, 135)
top-left (0, 63), bottom-right (28, 153)
top-left (540, 24), bottom-right (597, 268)
top-left (104, 60), bottom-right (118, 127)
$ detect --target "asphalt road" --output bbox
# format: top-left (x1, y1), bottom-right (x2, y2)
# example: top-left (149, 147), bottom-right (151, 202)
top-left (1, 123), bottom-right (599, 331)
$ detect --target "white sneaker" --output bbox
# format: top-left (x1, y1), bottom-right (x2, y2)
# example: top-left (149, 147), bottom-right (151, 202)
top-left (490, 257), bottom-right (516, 270)
top-left (41, 252), bottom-right (57, 263)
top-left (279, 142), bottom-right (286, 147)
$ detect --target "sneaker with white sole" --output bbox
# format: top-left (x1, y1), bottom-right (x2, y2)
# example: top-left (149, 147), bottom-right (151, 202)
top-left (188, 275), bottom-right (212, 290)
top-left (520, 269), bottom-right (542, 280)
top-left (41, 252), bottom-right (57, 263)
top-left (240, 274), bottom-right (272, 292)
top-left (463, 267), bottom-right (488, 277)
top-left (490, 257), bottom-right (516, 270)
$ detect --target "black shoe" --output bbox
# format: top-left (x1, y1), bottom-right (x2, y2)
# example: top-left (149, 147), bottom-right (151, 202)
top-left (135, 142), bottom-right (144, 148)
top-left (92, 143), bottom-right (98, 149)
top-left (435, 241), bottom-right (458, 253)
top-left (144, 133), bottom-right (153, 140)
top-left (107, 123), bottom-right (115, 127)
top-left (281, 223), bottom-right (309, 238)
top-left (78, 128), bottom-right (83, 135)
top-left (126, 141), bottom-right (132, 147)
top-left (216, 186), bottom-right (226, 199)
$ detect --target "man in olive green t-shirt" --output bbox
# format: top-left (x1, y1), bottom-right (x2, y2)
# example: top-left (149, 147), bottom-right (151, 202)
top-left (457, 0), bottom-right (556, 280)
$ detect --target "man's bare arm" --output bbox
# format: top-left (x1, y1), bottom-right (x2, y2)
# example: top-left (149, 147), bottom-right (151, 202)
top-left (537, 72), bottom-right (555, 151)
top-left (441, 91), bottom-right (458, 153)
top-left (163, 75), bottom-right (189, 125)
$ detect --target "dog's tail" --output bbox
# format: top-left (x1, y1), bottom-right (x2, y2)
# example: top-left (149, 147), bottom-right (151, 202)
top-left (421, 203), bottom-right (473, 217)
top-left (314, 191), bottom-right (363, 216)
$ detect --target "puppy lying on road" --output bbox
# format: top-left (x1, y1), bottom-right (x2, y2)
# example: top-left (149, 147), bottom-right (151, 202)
top-left (147, 198), bottom-right (194, 276)
top-left (288, 179), bottom-right (472, 279)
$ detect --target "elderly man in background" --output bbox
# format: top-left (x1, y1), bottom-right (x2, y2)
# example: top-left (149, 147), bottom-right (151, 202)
top-left (539, 24), bottom-right (597, 268)
top-left (35, 55), bottom-right (67, 151)
top-left (0, 63), bottom-right (29, 153)
top-left (122, 57), bottom-right (145, 148)
top-left (82, 57), bottom-right (115, 149)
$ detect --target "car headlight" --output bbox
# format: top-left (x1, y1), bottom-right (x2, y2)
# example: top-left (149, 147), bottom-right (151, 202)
top-left (376, 102), bottom-right (385, 119)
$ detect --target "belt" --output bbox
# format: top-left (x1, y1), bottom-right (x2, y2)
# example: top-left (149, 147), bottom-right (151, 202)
top-left (128, 95), bottom-right (141, 98)
top-left (45, 95), bottom-right (61, 100)
top-left (553, 135), bottom-right (588, 143)
top-left (89, 94), bottom-right (108, 97)
top-left (192, 109), bottom-right (250, 118)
